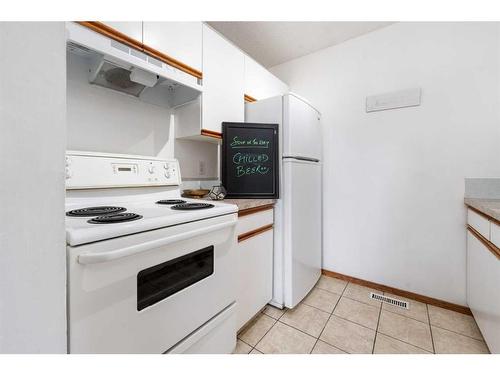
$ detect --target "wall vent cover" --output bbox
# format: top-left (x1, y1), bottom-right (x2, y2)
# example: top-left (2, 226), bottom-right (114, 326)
top-left (370, 293), bottom-right (409, 309)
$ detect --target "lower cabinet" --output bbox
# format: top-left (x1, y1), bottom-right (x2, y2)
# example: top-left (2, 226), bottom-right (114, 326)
top-left (467, 230), bottom-right (500, 353)
top-left (236, 208), bottom-right (274, 330)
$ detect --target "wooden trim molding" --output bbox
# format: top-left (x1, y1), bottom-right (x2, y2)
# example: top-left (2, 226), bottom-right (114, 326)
top-left (468, 225), bottom-right (500, 260)
top-left (77, 21), bottom-right (143, 51)
top-left (76, 21), bottom-right (203, 80)
top-left (142, 44), bottom-right (203, 80)
top-left (238, 204), bottom-right (274, 217)
top-left (200, 129), bottom-right (222, 139)
top-left (321, 269), bottom-right (473, 316)
top-left (238, 224), bottom-right (274, 243)
top-left (244, 94), bottom-right (257, 103)
top-left (467, 205), bottom-right (500, 226)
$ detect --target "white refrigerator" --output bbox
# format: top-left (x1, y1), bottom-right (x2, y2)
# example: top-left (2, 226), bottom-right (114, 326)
top-left (245, 93), bottom-right (322, 308)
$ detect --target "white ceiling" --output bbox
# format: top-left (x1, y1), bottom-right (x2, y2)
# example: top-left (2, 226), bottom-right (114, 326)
top-left (207, 22), bottom-right (393, 68)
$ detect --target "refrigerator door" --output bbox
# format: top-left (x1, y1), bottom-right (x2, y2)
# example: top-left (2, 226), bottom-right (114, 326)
top-left (283, 158), bottom-right (322, 308)
top-left (283, 94), bottom-right (321, 160)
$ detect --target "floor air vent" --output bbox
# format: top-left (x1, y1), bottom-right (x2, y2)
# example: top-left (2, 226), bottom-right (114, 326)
top-left (370, 293), bottom-right (409, 309)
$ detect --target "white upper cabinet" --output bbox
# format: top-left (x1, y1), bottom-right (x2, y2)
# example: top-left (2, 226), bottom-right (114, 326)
top-left (244, 55), bottom-right (288, 100)
top-left (143, 22), bottom-right (203, 72)
top-left (202, 25), bottom-right (244, 133)
top-left (101, 22), bottom-right (143, 42)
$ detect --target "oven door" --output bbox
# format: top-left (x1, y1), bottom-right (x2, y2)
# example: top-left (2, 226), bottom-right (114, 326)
top-left (67, 214), bottom-right (237, 353)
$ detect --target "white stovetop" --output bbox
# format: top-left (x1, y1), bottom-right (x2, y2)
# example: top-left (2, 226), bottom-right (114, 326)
top-left (65, 190), bottom-right (238, 246)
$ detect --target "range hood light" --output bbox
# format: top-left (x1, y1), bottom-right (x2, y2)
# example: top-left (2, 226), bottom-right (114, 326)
top-left (130, 68), bottom-right (159, 88)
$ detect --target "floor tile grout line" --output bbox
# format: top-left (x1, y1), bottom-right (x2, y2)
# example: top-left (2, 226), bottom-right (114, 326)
top-left (251, 314), bottom-right (280, 352)
top-left (238, 313), bottom-right (278, 350)
top-left (310, 286), bottom-right (345, 354)
top-left (278, 318), bottom-right (325, 341)
top-left (301, 300), bottom-right (338, 314)
top-left (381, 307), bottom-right (432, 327)
top-left (377, 310), bottom-right (434, 352)
top-left (376, 332), bottom-right (434, 354)
top-left (315, 339), bottom-right (349, 354)
top-left (381, 303), bottom-right (429, 325)
top-left (331, 313), bottom-right (377, 334)
top-left (332, 307), bottom-right (379, 331)
top-left (340, 294), bottom-right (382, 309)
top-left (429, 323), bottom-right (486, 342)
top-left (426, 304), bottom-right (436, 354)
top-left (372, 299), bottom-right (383, 354)
top-left (311, 286), bottom-right (343, 297)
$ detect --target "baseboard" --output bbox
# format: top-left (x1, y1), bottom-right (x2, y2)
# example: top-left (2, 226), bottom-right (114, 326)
top-left (321, 269), bottom-right (472, 316)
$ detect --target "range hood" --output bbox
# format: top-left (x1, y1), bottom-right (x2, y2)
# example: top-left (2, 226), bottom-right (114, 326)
top-left (86, 56), bottom-right (158, 97)
top-left (66, 22), bottom-right (202, 107)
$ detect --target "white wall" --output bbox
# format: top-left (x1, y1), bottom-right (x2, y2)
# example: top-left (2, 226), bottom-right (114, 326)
top-left (0, 22), bottom-right (67, 352)
top-left (271, 22), bottom-right (500, 305)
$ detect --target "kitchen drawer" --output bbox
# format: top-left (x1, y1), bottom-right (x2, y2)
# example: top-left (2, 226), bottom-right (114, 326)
top-left (467, 230), bottom-right (500, 353)
top-left (491, 222), bottom-right (500, 249)
top-left (236, 208), bottom-right (274, 236)
top-left (237, 228), bottom-right (273, 330)
top-left (468, 208), bottom-right (490, 240)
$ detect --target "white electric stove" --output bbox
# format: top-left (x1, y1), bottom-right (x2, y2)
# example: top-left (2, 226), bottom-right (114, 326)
top-left (65, 151), bottom-right (238, 354)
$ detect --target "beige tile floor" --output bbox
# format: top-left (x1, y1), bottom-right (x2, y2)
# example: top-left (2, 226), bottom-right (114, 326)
top-left (233, 275), bottom-right (490, 354)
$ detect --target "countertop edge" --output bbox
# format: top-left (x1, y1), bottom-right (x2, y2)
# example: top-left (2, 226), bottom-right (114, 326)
top-left (203, 198), bottom-right (277, 212)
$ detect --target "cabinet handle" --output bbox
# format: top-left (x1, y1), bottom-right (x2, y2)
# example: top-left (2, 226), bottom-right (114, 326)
top-left (238, 224), bottom-right (273, 243)
top-left (468, 225), bottom-right (500, 260)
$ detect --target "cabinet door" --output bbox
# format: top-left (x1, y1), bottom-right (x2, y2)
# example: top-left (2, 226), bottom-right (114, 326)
top-left (467, 231), bottom-right (500, 353)
top-left (102, 22), bottom-right (143, 42)
top-left (244, 55), bottom-right (288, 100)
top-left (143, 22), bottom-right (202, 71)
top-left (202, 25), bottom-right (244, 133)
top-left (237, 229), bottom-right (274, 330)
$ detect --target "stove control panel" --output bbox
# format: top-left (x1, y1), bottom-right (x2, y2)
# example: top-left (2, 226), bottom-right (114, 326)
top-left (65, 151), bottom-right (181, 189)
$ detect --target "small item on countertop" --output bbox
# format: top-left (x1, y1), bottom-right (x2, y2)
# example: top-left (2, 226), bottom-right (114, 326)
top-left (208, 185), bottom-right (227, 200)
top-left (182, 189), bottom-right (210, 198)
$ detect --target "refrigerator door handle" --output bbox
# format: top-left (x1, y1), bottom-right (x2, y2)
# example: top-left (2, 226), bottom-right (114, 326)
top-left (283, 156), bottom-right (320, 163)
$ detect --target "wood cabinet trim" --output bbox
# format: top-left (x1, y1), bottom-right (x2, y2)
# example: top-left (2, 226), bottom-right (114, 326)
top-left (77, 21), bottom-right (203, 80)
top-left (468, 225), bottom-right (500, 260)
top-left (238, 204), bottom-right (274, 217)
top-left (244, 94), bottom-right (257, 103)
top-left (200, 129), bottom-right (222, 139)
top-left (321, 269), bottom-right (473, 316)
top-left (238, 224), bottom-right (273, 243)
top-left (78, 21), bottom-right (143, 51)
top-left (467, 205), bottom-right (500, 226)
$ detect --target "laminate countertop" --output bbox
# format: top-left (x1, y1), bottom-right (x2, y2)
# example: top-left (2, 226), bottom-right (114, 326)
top-left (203, 198), bottom-right (276, 212)
top-left (465, 198), bottom-right (500, 223)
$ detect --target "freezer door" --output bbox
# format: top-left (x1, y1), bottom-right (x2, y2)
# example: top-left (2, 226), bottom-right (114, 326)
top-left (283, 158), bottom-right (322, 308)
top-left (283, 94), bottom-right (321, 160)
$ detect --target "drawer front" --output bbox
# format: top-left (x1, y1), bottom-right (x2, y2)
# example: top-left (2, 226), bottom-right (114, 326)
top-left (467, 230), bottom-right (500, 353)
top-left (237, 208), bottom-right (274, 236)
top-left (237, 229), bottom-right (274, 330)
top-left (468, 209), bottom-right (490, 240)
top-left (491, 222), bottom-right (500, 249)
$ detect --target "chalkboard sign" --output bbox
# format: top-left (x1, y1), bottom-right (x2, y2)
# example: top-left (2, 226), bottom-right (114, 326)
top-left (221, 122), bottom-right (279, 198)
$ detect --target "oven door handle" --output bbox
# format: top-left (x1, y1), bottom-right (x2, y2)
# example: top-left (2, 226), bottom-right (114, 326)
top-left (77, 219), bottom-right (237, 265)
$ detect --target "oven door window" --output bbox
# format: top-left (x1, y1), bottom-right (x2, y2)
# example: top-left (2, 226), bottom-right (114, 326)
top-left (137, 246), bottom-right (214, 311)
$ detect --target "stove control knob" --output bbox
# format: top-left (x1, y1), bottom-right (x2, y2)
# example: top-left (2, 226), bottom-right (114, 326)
top-left (148, 165), bottom-right (155, 174)
top-left (65, 156), bottom-right (71, 167)
top-left (164, 163), bottom-right (169, 170)
top-left (165, 172), bottom-right (171, 179)
top-left (65, 167), bottom-right (72, 179)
